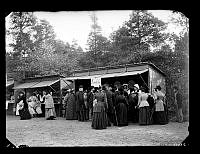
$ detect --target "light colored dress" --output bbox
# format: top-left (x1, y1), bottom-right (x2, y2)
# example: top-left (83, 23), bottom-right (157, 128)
top-left (154, 91), bottom-right (165, 111)
top-left (44, 94), bottom-right (56, 118)
top-left (138, 92), bottom-right (149, 108)
top-left (28, 96), bottom-right (37, 115)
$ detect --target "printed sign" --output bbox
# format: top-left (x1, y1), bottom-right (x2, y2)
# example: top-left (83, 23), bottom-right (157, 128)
top-left (91, 77), bottom-right (101, 87)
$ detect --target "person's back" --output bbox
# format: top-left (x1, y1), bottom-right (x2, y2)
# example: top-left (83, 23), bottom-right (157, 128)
top-left (93, 91), bottom-right (106, 112)
top-left (116, 94), bottom-right (126, 105)
top-left (45, 94), bottom-right (54, 108)
top-left (138, 92), bottom-right (149, 107)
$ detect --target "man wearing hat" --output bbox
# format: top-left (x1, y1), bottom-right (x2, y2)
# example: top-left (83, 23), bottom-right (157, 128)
top-left (75, 85), bottom-right (86, 121)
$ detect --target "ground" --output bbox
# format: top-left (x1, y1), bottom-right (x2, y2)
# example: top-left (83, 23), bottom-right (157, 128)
top-left (6, 115), bottom-right (189, 147)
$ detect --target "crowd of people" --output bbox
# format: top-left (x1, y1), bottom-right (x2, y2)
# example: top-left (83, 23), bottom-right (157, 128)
top-left (16, 90), bottom-right (57, 120)
top-left (16, 81), bottom-right (183, 129)
top-left (62, 82), bottom-right (173, 130)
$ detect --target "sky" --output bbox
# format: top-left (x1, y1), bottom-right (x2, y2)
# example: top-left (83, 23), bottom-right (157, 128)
top-left (6, 10), bottom-right (186, 52)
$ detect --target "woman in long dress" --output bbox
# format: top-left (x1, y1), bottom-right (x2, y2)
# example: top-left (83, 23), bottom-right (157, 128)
top-left (91, 87), bottom-right (108, 129)
top-left (17, 92), bottom-right (32, 120)
top-left (43, 90), bottom-right (56, 120)
top-left (64, 90), bottom-right (77, 120)
top-left (137, 87), bottom-right (150, 125)
top-left (115, 87), bottom-right (128, 126)
top-left (27, 94), bottom-right (37, 118)
top-left (153, 86), bottom-right (167, 125)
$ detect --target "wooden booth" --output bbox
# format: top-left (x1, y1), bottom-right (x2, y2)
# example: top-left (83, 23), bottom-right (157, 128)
top-left (13, 75), bottom-right (72, 117)
top-left (63, 62), bottom-right (166, 94)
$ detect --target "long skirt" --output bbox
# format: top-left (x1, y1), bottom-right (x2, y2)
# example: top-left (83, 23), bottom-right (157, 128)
top-left (117, 103), bottom-right (128, 126)
top-left (19, 108), bottom-right (32, 120)
top-left (139, 106), bottom-right (150, 125)
top-left (45, 108), bottom-right (56, 119)
top-left (28, 107), bottom-right (36, 117)
top-left (92, 111), bottom-right (108, 129)
top-left (153, 111), bottom-right (168, 125)
top-left (128, 106), bottom-right (139, 123)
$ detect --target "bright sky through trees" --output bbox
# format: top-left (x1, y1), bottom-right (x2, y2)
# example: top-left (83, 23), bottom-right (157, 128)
top-left (6, 10), bottom-right (186, 52)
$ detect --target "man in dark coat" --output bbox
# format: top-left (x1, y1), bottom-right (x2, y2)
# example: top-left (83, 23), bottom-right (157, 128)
top-left (112, 83), bottom-right (121, 126)
top-left (75, 85), bottom-right (86, 121)
top-left (87, 86), bottom-right (94, 120)
top-left (173, 86), bottom-right (183, 123)
top-left (104, 84), bottom-right (114, 126)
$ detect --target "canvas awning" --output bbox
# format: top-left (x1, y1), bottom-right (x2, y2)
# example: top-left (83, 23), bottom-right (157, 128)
top-left (13, 81), bottom-right (40, 89)
top-left (63, 69), bottom-right (148, 81)
top-left (60, 79), bottom-right (73, 89)
top-left (30, 79), bottom-right (60, 88)
top-left (101, 69), bottom-right (148, 78)
top-left (63, 74), bottom-right (102, 81)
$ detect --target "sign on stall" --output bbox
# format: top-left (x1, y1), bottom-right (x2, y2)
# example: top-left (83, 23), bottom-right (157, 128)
top-left (91, 77), bottom-right (101, 87)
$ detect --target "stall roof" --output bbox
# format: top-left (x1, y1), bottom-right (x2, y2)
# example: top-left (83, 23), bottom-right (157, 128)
top-left (63, 69), bottom-right (148, 81)
top-left (101, 69), bottom-right (148, 78)
top-left (13, 79), bottom-right (61, 89)
top-left (30, 79), bottom-right (60, 88)
top-left (71, 62), bottom-right (165, 77)
top-left (13, 81), bottom-right (40, 89)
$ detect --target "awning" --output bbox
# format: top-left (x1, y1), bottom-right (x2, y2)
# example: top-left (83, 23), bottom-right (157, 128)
top-left (13, 81), bottom-right (40, 89)
top-left (63, 74), bottom-right (102, 81)
top-left (60, 79), bottom-right (73, 89)
top-left (6, 80), bottom-right (14, 87)
top-left (30, 79), bottom-right (60, 88)
top-left (63, 69), bottom-right (148, 81)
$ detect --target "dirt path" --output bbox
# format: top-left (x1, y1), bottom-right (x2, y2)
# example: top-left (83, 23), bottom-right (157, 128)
top-left (6, 115), bottom-right (189, 147)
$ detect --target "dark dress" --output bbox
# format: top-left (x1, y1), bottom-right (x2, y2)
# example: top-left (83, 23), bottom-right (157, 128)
top-left (65, 93), bottom-right (77, 120)
top-left (128, 91), bottom-right (139, 123)
top-left (18, 96), bottom-right (32, 120)
top-left (115, 94), bottom-right (128, 126)
top-left (112, 91), bottom-right (120, 126)
top-left (75, 91), bottom-right (86, 121)
top-left (91, 91), bottom-right (108, 129)
top-left (138, 92), bottom-right (150, 125)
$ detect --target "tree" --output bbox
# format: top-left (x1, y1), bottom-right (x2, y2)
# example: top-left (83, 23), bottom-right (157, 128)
top-left (110, 10), bottom-right (167, 64)
top-left (83, 12), bottom-right (111, 68)
top-left (7, 12), bottom-right (37, 58)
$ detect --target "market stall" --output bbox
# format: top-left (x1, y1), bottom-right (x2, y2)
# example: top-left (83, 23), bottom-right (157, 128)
top-left (12, 75), bottom-right (72, 117)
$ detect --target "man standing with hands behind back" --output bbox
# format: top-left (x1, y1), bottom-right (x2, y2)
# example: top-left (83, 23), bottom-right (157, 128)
top-left (76, 85), bottom-right (86, 121)
top-left (173, 86), bottom-right (183, 123)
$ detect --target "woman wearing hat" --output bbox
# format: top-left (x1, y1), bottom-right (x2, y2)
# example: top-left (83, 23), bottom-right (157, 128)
top-left (91, 86), bottom-right (108, 129)
top-left (17, 92), bottom-right (32, 120)
top-left (43, 90), bottom-right (56, 120)
top-left (115, 86), bottom-right (128, 126)
top-left (64, 89), bottom-right (77, 120)
top-left (137, 87), bottom-right (150, 125)
top-left (152, 86), bottom-right (167, 124)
